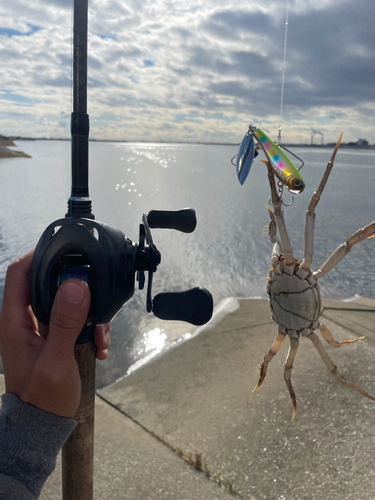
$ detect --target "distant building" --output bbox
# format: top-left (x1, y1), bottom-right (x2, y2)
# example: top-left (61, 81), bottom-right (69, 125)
top-left (347, 139), bottom-right (369, 147)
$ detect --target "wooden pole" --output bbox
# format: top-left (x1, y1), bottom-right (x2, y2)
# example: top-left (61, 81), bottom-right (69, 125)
top-left (62, 331), bottom-right (96, 500)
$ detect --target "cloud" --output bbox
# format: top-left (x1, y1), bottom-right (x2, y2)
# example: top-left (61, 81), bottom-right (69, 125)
top-left (0, 0), bottom-right (374, 144)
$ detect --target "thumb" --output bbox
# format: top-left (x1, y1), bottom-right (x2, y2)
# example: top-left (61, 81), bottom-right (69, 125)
top-left (45, 279), bottom-right (91, 356)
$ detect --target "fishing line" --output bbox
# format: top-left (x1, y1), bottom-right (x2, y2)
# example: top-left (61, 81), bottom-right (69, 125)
top-left (278, 0), bottom-right (289, 145)
top-left (274, 0), bottom-right (290, 206)
top-left (70, 0), bottom-right (74, 222)
top-left (277, 0), bottom-right (304, 171)
top-left (70, 0), bottom-right (74, 111)
top-left (276, 0), bottom-right (304, 206)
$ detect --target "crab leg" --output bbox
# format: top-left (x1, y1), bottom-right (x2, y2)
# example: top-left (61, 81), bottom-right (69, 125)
top-left (253, 331), bottom-right (286, 391)
top-left (319, 322), bottom-right (364, 348)
top-left (264, 160), bottom-right (295, 266)
top-left (308, 331), bottom-right (375, 402)
top-left (266, 206), bottom-right (283, 269)
top-left (313, 221), bottom-right (375, 279)
top-left (300, 134), bottom-right (343, 272)
top-left (284, 337), bottom-right (299, 420)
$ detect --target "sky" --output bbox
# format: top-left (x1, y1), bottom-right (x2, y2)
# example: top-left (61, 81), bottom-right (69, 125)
top-left (0, 0), bottom-right (374, 144)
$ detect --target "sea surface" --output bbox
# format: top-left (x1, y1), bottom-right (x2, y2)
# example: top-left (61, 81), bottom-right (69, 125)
top-left (1, 140), bottom-right (374, 388)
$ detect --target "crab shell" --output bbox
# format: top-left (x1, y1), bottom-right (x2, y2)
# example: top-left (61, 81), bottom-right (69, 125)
top-left (267, 259), bottom-right (321, 338)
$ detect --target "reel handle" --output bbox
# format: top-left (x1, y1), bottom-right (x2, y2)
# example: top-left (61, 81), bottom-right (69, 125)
top-left (147, 208), bottom-right (196, 233)
top-left (152, 287), bottom-right (213, 326)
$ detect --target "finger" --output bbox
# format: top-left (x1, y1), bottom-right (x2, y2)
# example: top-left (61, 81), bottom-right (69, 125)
top-left (94, 323), bottom-right (110, 351)
top-left (96, 348), bottom-right (108, 361)
top-left (0, 251), bottom-right (35, 333)
top-left (94, 323), bottom-right (110, 361)
top-left (45, 279), bottom-right (91, 358)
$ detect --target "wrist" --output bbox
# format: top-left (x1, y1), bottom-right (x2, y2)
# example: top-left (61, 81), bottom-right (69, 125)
top-left (0, 393), bottom-right (76, 497)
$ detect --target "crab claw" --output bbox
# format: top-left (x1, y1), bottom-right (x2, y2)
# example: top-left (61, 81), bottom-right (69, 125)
top-left (339, 336), bottom-right (365, 346)
top-left (319, 323), bottom-right (365, 348)
top-left (252, 332), bottom-right (286, 393)
top-left (265, 205), bottom-right (275, 218)
top-left (307, 132), bottom-right (344, 216)
top-left (331, 132), bottom-right (344, 162)
top-left (252, 362), bottom-right (268, 392)
top-left (330, 132), bottom-right (343, 164)
top-left (363, 221), bottom-right (375, 239)
top-left (284, 376), bottom-right (297, 421)
top-left (265, 205), bottom-right (277, 241)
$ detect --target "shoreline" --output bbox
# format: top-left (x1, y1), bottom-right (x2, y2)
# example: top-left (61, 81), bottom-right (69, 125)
top-left (0, 137), bottom-right (31, 158)
top-left (2, 136), bottom-right (375, 149)
top-left (0, 146), bottom-right (31, 158)
top-left (99, 292), bottom-right (370, 391)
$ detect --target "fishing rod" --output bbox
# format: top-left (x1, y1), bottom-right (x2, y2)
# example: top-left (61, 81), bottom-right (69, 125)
top-left (28, 1), bottom-right (213, 499)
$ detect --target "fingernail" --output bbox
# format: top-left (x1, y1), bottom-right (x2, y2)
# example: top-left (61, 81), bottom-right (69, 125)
top-left (60, 281), bottom-right (86, 305)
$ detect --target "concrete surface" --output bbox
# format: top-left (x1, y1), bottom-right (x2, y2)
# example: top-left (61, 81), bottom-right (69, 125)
top-left (321, 297), bottom-right (375, 341)
top-left (100, 298), bottom-right (375, 500)
top-left (0, 375), bottom-right (232, 500)
top-left (1, 297), bottom-right (375, 499)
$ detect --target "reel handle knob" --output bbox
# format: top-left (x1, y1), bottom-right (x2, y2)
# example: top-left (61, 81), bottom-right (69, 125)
top-left (147, 208), bottom-right (196, 233)
top-left (152, 287), bottom-right (213, 326)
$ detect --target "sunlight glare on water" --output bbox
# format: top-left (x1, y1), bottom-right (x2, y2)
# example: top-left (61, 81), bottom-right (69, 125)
top-left (126, 327), bottom-right (168, 376)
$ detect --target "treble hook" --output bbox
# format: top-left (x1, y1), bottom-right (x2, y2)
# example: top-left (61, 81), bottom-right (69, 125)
top-left (275, 181), bottom-right (294, 207)
top-left (268, 181), bottom-right (294, 208)
top-left (280, 192), bottom-right (294, 207)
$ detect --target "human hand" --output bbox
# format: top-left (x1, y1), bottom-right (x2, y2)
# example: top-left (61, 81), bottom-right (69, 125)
top-left (0, 250), bottom-right (111, 418)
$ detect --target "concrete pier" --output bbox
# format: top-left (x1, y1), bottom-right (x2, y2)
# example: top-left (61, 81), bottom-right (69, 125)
top-left (1, 297), bottom-right (375, 499)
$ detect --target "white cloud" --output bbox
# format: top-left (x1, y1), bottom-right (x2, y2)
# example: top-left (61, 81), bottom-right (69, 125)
top-left (0, 0), bottom-right (374, 144)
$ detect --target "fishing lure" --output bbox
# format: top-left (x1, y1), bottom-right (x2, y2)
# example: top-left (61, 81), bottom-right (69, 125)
top-left (236, 125), bottom-right (305, 194)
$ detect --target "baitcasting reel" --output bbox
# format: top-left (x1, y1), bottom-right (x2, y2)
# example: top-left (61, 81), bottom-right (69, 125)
top-left (29, 208), bottom-right (213, 335)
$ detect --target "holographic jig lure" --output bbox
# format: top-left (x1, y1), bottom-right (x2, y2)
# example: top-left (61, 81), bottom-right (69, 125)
top-left (236, 125), bottom-right (305, 194)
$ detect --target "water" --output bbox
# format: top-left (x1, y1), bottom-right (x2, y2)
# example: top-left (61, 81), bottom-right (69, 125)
top-left (1, 141), bottom-right (374, 388)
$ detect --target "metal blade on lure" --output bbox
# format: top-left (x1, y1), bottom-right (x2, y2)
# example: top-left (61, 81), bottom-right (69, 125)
top-left (251, 126), bottom-right (305, 194)
top-left (236, 132), bottom-right (257, 185)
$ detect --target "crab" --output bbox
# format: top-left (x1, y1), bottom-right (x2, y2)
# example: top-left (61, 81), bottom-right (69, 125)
top-left (253, 134), bottom-right (375, 418)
